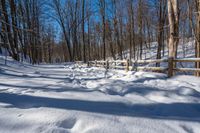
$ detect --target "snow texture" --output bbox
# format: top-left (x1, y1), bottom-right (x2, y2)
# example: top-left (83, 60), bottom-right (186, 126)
top-left (0, 55), bottom-right (200, 133)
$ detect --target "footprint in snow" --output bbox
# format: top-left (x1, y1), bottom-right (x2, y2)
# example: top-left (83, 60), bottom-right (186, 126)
top-left (34, 71), bottom-right (40, 74)
top-left (56, 118), bottom-right (77, 129)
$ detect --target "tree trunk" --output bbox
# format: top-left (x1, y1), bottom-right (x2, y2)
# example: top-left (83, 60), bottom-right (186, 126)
top-left (156, 0), bottom-right (167, 67)
top-left (138, 0), bottom-right (143, 60)
top-left (168, 0), bottom-right (179, 77)
top-left (82, 0), bottom-right (86, 62)
top-left (195, 0), bottom-right (200, 76)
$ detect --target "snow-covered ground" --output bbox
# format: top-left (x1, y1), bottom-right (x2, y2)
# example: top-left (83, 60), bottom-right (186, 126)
top-left (121, 39), bottom-right (195, 60)
top-left (0, 56), bottom-right (200, 133)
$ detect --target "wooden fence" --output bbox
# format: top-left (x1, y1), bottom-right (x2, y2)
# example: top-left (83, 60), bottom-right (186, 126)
top-left (76, 58), bottom-right (200, 77)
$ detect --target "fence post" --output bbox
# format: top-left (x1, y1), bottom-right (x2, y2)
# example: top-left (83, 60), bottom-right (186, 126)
top-left (126, 59), bottom-right (129, 72)
top-left (129, 59), bottom-right (132, 71)
top-left (87, 61), bottom-right (90, 67)
top-left (106, 60), bottom-right (109, 70)
top-left (168, 57), bottom-right (174, 77)
top-left (133, 60), bottom-right (138, 71)
top-left (196, 61), bottom-right (200, 77)
top-left (95, 60), bottom-right (97, 67)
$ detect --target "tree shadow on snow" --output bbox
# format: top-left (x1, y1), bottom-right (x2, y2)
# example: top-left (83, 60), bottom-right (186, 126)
top-left (0, 82), bottom-right (95, 93)
top-left (0, 92), bottom-right (200, 122)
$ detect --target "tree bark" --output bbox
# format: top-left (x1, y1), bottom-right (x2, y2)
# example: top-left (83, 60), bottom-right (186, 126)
top-left (195, 0), bottom-right (200, 76)
top-left (82, 0), bottom-right (86, 62)
top-left (168, 0), bottom-right (179, 77)
top-left (156, 0), bottom-right (167, 67)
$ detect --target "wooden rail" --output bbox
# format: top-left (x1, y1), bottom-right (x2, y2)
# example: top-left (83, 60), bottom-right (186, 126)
top-left (76, 58), bottom-right (200, 77)
top-left (169, 58), bottom-right (200, 77)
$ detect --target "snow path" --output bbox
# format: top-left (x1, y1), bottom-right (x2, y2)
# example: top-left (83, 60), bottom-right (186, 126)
top-left (0, 58), bottom-right (200, 133)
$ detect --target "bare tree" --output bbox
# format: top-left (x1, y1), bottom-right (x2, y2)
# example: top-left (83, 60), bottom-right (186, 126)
top-left (127, 0), bottom-right (136, 61)
top-left (99, 0), bottom-right (106, 60)
top-left (138, 0), bottom-right (143, 60)
top-left (51, 0), bottom-right (72, 61)
top-left (82, 0), bottom-right (86, 62)
top-left (168, 0), bottom-right (179, 76)
top-left (196, 0), bottom-right (200, 76)
top-left (156, 0), bottom-right (167, 67)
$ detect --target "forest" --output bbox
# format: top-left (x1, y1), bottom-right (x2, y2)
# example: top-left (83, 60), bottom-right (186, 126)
top-left (1, 1), bottom-right (200, 132)
top-left (0, 0), bottom-right (199, 64)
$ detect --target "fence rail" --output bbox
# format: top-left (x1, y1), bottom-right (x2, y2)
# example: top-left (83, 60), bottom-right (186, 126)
top-left (76, 58), bottom-right (200, 77)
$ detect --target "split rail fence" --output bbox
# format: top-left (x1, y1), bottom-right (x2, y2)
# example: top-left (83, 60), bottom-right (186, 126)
top-left (76, 58), bottom-right (200, 77)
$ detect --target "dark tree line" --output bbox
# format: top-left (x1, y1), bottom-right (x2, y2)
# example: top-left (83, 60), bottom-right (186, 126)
top-left (0, 0), bottom-right (42, 63)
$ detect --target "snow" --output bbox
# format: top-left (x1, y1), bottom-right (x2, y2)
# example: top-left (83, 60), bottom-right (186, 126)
top-left (121, 39), bottom-right (195, 60)
top-left (0, 56), bottom-right (200, 133)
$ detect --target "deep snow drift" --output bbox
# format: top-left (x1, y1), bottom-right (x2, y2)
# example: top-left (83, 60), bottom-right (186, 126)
top-left (0, 56), bottom-right (200, 133)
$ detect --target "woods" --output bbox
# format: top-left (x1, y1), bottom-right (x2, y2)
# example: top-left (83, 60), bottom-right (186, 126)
top-left (1, 1), bottom-right (200, 132)
top-left (0, 0), bottom-right (199, 72)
